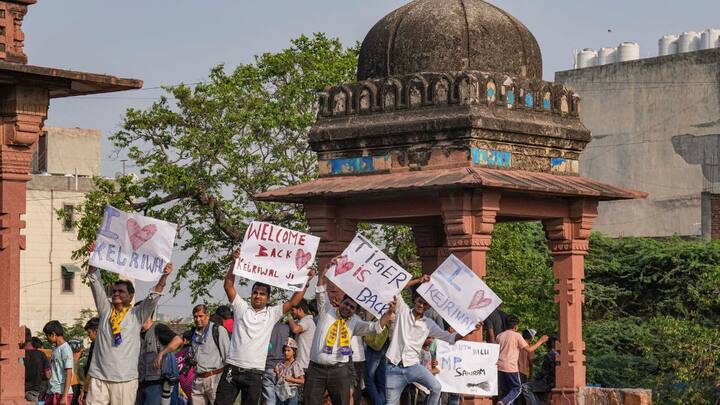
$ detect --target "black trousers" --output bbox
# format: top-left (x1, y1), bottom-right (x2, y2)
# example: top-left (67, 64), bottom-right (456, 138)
top-left (214, 364), bottom-right (263, 405)
top-left (304, 361), bottom-right (352, 405)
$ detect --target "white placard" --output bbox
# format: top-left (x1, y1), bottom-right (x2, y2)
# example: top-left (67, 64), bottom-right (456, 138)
top-left (90, 205), bottom-right (177, 282)
top-left (325, 234), bottom-right (411, 318)
top-left (234, 221), bottom-right (320, 291)
top-left (436, 340), bottom-right (499, 396)
top-left (417, 255), bottom-right (501, 336)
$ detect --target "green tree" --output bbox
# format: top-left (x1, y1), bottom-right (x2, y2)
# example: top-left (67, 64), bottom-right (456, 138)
top-left (66, 33), bottom-right (359, 299)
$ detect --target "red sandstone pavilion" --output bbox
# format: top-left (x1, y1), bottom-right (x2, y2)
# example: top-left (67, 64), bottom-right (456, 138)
top-left (256, 0), bottom-right (648, 404)
top-left (0, 1), bottom-right (141, 402)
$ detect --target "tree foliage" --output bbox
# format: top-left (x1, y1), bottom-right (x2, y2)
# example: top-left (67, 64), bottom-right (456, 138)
top-left (68, 33), bottom-right (359, 299)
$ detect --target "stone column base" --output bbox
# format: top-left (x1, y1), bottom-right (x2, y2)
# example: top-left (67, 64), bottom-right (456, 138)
top-left (577, 387), bottom-right (652, 405)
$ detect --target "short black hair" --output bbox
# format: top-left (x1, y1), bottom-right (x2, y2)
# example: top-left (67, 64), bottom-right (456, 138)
top-left (506, 315), bottom-right (520, 329)
top-left (215, 305), bottom-right (232, 320)
top-left (547, 336), bottom-right (558, 350)
top-left (182, 329), bottom-right (193, 341)
top-left (522, 329), bottom-right (533, 340)
top-left (294, 299), bottom-right (310, 314)
top-left (114, 279), bottom-right (135, 295)
top-left (193, 304), bottom-right (208, 315)
top-left (308, 299), bottom-right (318, 316)
top-left (25, 327), bottom-right (32, 344)
top-left (251, 282), bottom-right (272, 296)
top-left (84, 317), bottom-right (100, 331)
top-left (30, 337), bottom-right (43, 349)
top-left (42, 320), bottom-right (64, 337)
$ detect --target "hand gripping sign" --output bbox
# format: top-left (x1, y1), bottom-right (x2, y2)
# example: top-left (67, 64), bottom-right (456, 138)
top-left (325, 234), bottom-right (412, 318)
top-left (233, 221), bottom-right (320, 292)
top-left (90, 205), bottom-right (178, 282)
top-left (436, 340), bottom-right (499, 396)
top-left (417, 255), bottom-right (501, 336)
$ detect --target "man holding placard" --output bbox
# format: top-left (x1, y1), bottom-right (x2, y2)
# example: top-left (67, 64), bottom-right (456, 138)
top-left (385, 275), bottom-right (483, 405)
top-left (215, 249), bottom-right (315, 405)
top-left (304, 257), bottom-right (397, 405)
top-left (85, 243), bottom-right (174, 405)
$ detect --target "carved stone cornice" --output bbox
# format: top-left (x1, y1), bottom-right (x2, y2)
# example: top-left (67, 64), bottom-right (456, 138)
top-left (543, 200), bottom-right (598, 254)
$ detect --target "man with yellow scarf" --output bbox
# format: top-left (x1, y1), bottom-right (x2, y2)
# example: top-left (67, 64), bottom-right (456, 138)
top-left (304, 257), bottom-right (397, 405)
top-left (84, 243), bottom-right (174, 405)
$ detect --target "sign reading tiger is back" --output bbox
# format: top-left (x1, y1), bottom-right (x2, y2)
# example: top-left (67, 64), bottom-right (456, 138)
top-left (325, 234), bottom-right (412, 318)
top-left (234, 221), bottom-right (320, 291)
top-left (90, 205), bottom-right (178, 282)
top-left (417, 255), bottom-right (501, 336)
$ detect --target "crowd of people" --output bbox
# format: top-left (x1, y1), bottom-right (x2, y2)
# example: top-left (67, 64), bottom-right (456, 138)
top-left (23, 248), bottom-right (558, 405)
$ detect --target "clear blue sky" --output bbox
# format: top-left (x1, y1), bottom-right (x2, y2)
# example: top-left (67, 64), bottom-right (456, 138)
top-left (23, 0), bottom-right (720, 317)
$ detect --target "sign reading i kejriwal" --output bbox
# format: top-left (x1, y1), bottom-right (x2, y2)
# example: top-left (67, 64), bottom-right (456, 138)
top-left (90, 205), bottom-right (177, 282)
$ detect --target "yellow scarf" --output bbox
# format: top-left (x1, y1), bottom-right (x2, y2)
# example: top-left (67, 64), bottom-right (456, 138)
top-left (110, 305), bottom-right (131, 345)
top-left (322, 311), bottom-right (352, 356)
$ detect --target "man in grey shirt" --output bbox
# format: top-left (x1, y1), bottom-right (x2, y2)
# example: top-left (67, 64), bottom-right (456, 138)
top-left (189, 304), bottom-right (229, 405)
top-left (288, 299), bottom-right (315, 371)
top-left (85, 244), bottom-right (173, 405)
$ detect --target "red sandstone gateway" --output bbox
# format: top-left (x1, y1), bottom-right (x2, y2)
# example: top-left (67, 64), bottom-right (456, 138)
top-left (0, 1), bottom-right (141, 402)
top-left (255, 0), bottom-right (646, 403)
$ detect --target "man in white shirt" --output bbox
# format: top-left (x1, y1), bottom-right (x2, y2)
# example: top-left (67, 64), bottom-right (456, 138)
top-left (304, 257), bottom-right (397, 405)
top-left (214, 250), bottom-right (315, 405)
top-left (385, 275), bottom-right (482, 405)
top-left (287, 299), bottom-right (315, 371)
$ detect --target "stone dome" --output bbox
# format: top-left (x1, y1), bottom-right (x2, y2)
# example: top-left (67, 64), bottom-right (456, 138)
top-left (357, 0), bottom-right (543, 81)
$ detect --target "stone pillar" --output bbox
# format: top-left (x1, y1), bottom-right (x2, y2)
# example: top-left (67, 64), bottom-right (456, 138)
top-left (543, 200), bottom-right (597, 405)
top-left (440, 190), bottom-right (499, 405)
top-left (0, 84), bottom-right (48, 403)
top-left (411, 222), bottom-right (445, 274)
top-left (304, 201), bottom-right (357, 301)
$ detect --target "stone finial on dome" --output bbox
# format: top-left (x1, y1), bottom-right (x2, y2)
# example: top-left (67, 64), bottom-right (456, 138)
top-left (357, 0), bottom-right (542, 81)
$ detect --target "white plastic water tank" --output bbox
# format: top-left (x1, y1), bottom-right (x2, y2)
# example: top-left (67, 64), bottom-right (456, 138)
top-left (678, 31), bottom-right (701, 53)
top-left (701, 29), bottom-right (720, 49)
top-left (577, 48), bottom-right (598, 68)
top-left (597, 47), bottom-right (617, 65)
top-left (659, 34), bottom-right (679, 56)
top-left (617, 42), bottom-right (640, 62)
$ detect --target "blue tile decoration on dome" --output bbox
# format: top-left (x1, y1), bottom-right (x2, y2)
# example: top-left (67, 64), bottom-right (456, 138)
top-left (543, 96), bottom-right (552, 110)
top-left (329, 156), bottom-right (375, 175)
top-left (487, 87), bottom-right (495, 99)
top-left (506, 90), bottom-right (515, 107)
top-left (472, 148), bottom-right (511, 169)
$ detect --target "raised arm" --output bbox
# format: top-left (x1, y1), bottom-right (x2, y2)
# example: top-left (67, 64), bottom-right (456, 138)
top-left (524, 335), bottom-right (549, 353)
top-left (427, 318), bottom-right (459, 344)
top-left (404, 274), bottom-right (430, 290)
top-left (153, 335), bottom-right (184, 370)
top-left (282, 269), bottom-right (315, 314)
top-left (288, 317), bottom-right (303, 335)
top-left (86, 243), bottom-right (110, 314)
top-left (152, 262), bottom-right (173, 293)
top-left (224, 250), bottom-right (240, 303)
top-left (316, 257), bottom-right (339, 313)
top-left (378, 296), bottom-right (398, 328)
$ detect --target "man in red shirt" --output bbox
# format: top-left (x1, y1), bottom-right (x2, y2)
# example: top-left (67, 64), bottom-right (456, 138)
top-left (496, 315), bottom-right (547, 405)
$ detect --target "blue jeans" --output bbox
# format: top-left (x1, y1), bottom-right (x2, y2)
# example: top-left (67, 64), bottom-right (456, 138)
top-left (277, 392), bottom-right (299, 405)
top-left (385, 363), bottom-right (442, 405)
top-left (364, 345), bottom-right (387, 405)
top-left (136, 381), bottom-right (162, 405)
top-left (262, 368), bottom-right (277, 405)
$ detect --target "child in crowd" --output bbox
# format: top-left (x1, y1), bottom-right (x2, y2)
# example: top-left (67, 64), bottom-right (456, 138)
top-left (43, 320), bottom-right (74, 405)
top-left (519, 328), bottom-right (537, 383)
top-left (274, 338), bottom-right (305, 405)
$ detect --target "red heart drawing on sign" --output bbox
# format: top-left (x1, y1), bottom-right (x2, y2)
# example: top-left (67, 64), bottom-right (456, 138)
top-left (295, 249), bottom-right (312, 270)
top-left (334, 255), bottom-right (354, 277)
top-left (127, 219), bottom-right (157, 251)
top-left (468, 289), bottom-right (493, 310)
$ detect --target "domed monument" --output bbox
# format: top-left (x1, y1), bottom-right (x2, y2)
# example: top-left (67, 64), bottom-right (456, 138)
top-left (258, 1), bottom-right (645, 404)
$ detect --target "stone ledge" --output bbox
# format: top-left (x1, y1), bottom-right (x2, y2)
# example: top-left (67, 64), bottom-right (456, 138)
top-left (578, 387), bottom-right (653, 405)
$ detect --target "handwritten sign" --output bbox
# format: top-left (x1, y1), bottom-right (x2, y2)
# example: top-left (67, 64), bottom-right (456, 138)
top-left (234, 221), bottom-right (320, 291)
top-left (325, 234), bottom-right (411, 318)
top-left (417, 255), bottom-right (501, 336)
top-left (436, 340), bottom-right (499, 396)
top-left (90, 205), bottom-right (177, 282)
